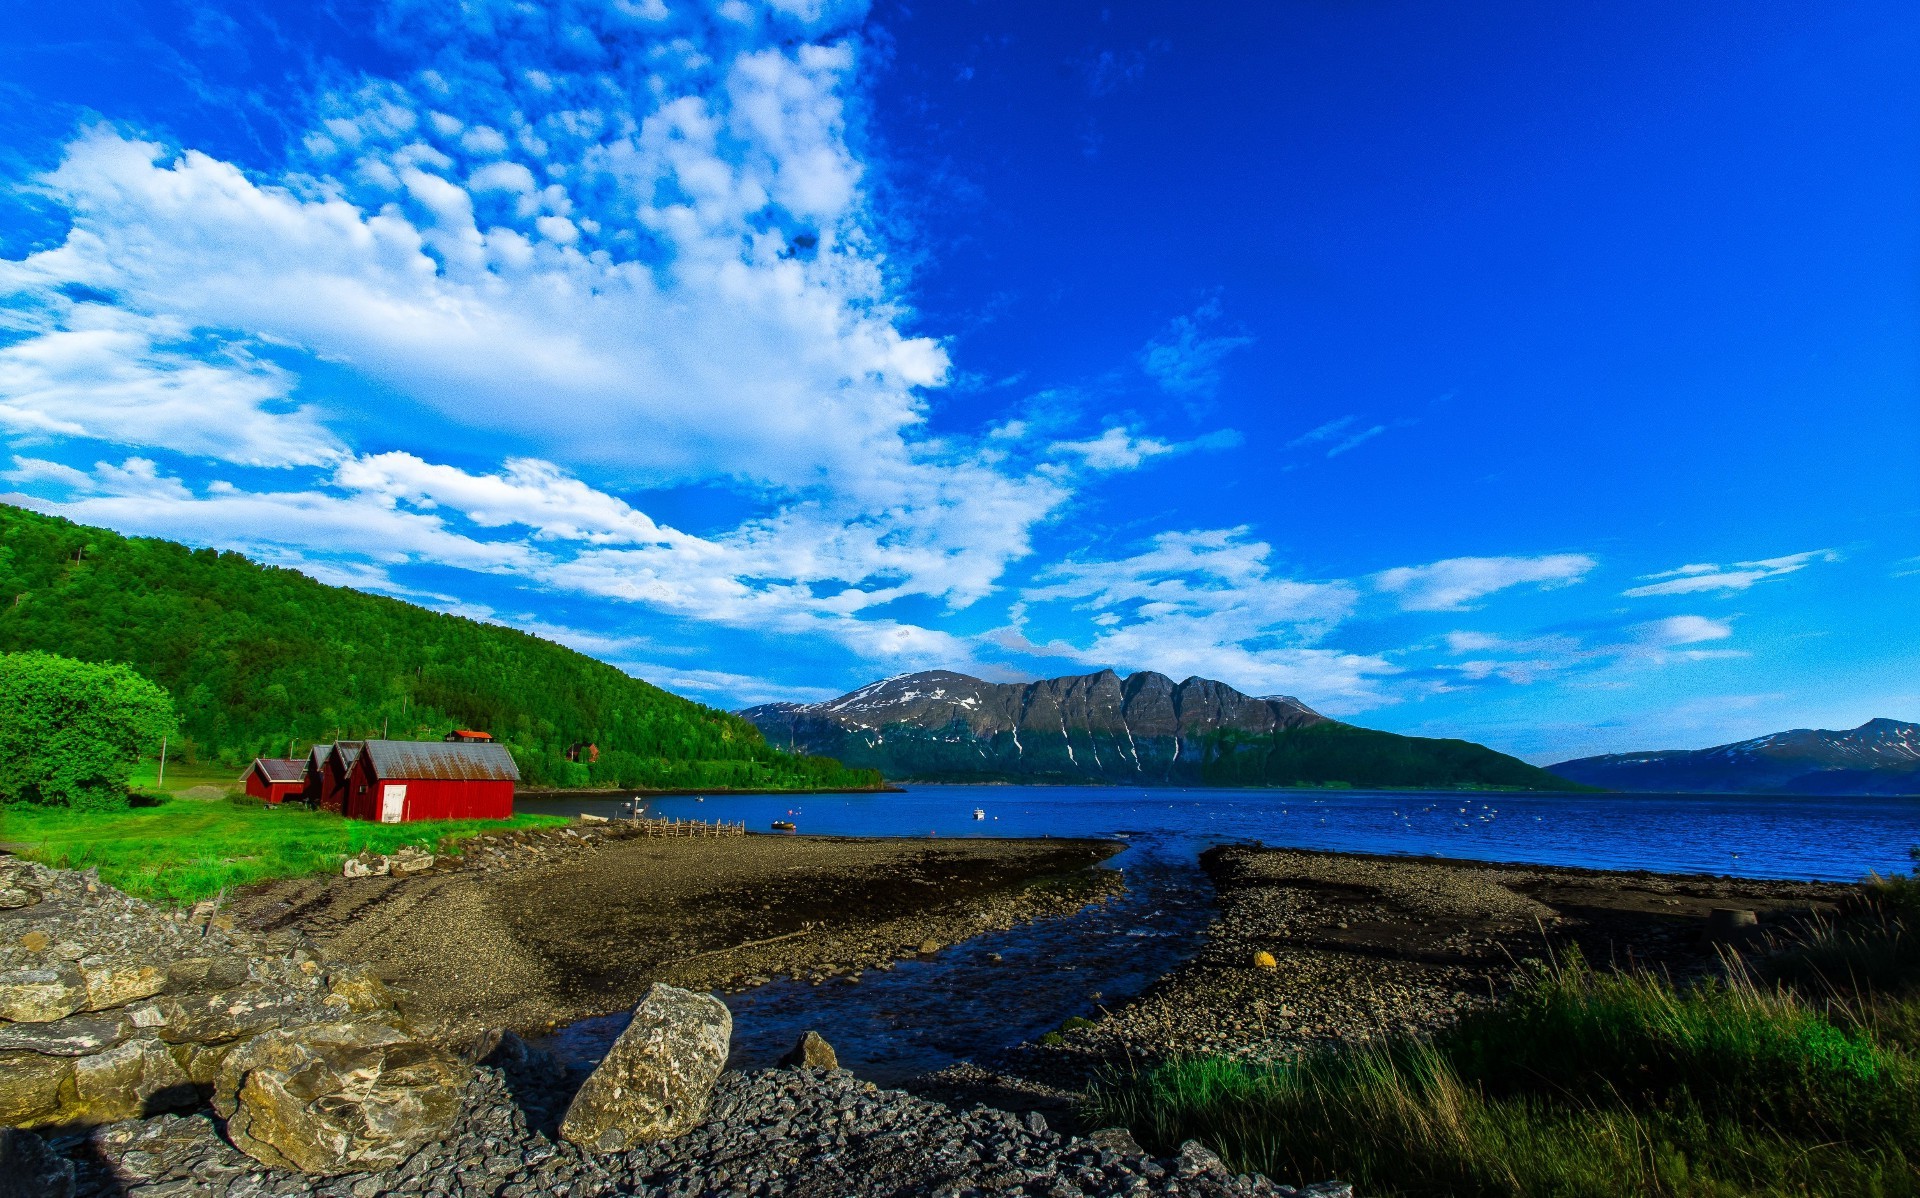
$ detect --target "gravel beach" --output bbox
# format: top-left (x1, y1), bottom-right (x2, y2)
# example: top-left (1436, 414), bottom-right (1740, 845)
top-left (225, 832), bottom-right (1124, 1041)
top-left (969, 843), bottom-right (1857, 1093)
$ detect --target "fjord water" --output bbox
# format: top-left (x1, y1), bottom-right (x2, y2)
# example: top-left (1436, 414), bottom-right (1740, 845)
top-left (528, 786), bottom-right (1920, 1083)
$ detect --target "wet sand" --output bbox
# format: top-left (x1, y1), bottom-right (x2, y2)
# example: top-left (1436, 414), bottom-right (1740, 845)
top-left (227, 833), bottom-right (1121, 1041)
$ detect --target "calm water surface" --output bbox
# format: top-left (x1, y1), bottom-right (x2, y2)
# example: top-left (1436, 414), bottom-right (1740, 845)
top-left (526, 786), bottom-right (1920, 1082)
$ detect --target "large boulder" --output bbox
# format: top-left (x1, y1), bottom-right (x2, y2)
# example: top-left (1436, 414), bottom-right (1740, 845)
top-left (212, 1020), bottom-right (467, 1175)
top-left (559, 983), bottom-right (731, 1153)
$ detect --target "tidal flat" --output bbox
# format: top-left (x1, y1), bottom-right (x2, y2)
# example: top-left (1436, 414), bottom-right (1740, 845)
top-left (225, 831), bottom-right (1123, 1042)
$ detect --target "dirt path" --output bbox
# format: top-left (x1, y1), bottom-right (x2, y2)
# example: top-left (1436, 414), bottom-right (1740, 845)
top-left (227, 834), bottom-right (1121, 1041)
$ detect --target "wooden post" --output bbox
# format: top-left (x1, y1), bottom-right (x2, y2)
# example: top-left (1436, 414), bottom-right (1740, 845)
top-left (156, 735), bottom-right (168, 789)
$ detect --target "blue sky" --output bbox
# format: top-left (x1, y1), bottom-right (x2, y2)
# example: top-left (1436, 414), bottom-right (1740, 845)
top-left (0, 0), bottom-right (1914, 762)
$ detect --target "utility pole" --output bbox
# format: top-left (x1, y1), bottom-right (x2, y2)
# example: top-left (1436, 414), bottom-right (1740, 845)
top-left (382, 717), bottom-right (389, 739)
top-left (156, 735), bottom-right (168, 789)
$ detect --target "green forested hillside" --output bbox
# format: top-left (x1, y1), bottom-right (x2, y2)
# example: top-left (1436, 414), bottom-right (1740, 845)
top-left (0, 504), bottom-right (880, 791)
top-left (1200, 723), bottom-right (1587, 791)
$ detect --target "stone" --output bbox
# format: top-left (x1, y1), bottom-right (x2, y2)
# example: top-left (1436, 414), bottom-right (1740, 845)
top-left (323, 965), bottom-right (393, 1015)
top-left (1252, 950), bottom-right (1278, 970)
top-left (0, 1051), bottom-right (73, 1126)
top-left (69, 1037), bottom-right (197, 1123)
top-left (0, 888), bottom-right (39, 911)
top-left (1176, 1140), bottom-right (1228, 1177)
top-left (918, 939), bottom-right (942, 955)
top-left (213, 1020), bottom-right (467, 1175)
top-left (1299, 1183), bottom-right (1354, 1198)
top-left (165, 954), bottom-right (252, 992)
top-left (18, 930), bottom-right (49, 952)
top-left (560, 982), bottom-right (732, 1153)
top-left (153, 982), bottom-right (319, 1045)
top-left (0, 1127), bottom-right (75, 1198)
top-left (79, 957), bottom-right (169, 1010)
top-left (1087, 1127), bottom-right (1145, 1157)
top-left (778, 1030), bottom-right (839, 1071)
top-left (390, 852), bottom-right (436, 876)
top-left (0, 1011), bottom-right (133, 1055)
top-left (343, 856), bottom-right (373, 879)
top-left (0, 964), bottom-right (88, 1022)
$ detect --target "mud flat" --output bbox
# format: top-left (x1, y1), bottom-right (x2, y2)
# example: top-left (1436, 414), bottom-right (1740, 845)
top-left (226, 832), bottom-right (1122, 1042)
top-left (987, 844), bottom-right (1857, 1090)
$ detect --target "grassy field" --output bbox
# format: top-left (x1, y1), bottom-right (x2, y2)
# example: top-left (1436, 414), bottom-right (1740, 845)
top-left (1090, 871), bottom-right (1920, 1198)
top-left (0, 795), bottom-right (566, 905)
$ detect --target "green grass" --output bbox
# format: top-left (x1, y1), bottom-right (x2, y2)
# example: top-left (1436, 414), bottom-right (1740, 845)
top-left (0, 795), bottom-right (566, 905)
top-left (1088, 951), bottom-right (1920, 1198)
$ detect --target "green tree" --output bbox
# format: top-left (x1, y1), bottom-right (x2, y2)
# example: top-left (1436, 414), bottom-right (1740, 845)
top-left (0, 651), bottom-right (176, 809)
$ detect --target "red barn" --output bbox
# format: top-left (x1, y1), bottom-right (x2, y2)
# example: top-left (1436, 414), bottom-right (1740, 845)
top-left (243, 758), bottom-right (307, 804)
top-left (307, 742), bottom-right (363, 813)
top-left (343, 739), bottom-right (518, 823)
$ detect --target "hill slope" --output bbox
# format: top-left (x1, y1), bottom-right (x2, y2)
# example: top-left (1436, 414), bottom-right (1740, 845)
top-left (1551, 719), bottom-right (1920, 795)
top-left (742, 669), bottom-right (1581, 790)
top-left (0, 504), bottom-right (879, 792)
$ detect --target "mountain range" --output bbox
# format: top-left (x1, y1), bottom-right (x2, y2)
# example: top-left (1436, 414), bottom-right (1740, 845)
top-left (741, 669), bottom-right (1581, 790)
top-left (1550, 719), bottom-right (1920, 795)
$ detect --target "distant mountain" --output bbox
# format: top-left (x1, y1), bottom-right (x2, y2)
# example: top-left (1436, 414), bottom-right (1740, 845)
top-left (1550, 719), bottom-right (1920, 795)
top-left (741, 669), bottom-right (1581, 790)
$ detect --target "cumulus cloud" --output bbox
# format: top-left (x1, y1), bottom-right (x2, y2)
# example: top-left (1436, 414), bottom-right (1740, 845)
top-left (1373, 554), bottom-right (1596, 612)
top-left (1014, 528), bottom-right (1392, 708)
top-left (1623, 550), bottom-right (1838, 597)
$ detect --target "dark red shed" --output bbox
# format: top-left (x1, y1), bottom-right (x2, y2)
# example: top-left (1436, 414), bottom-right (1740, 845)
top-left (343, 739), bottom-right (519, 823)
top-left (307, 741), bottom-right (363, 813)
top-left (244, 758), bottom-right (307, 804)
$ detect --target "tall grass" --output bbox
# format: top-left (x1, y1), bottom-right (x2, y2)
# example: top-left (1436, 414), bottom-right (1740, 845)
top-left (0, 795), bottom-right (565, 904)
top-left (1088, 952), bottom-right (1920, 1197)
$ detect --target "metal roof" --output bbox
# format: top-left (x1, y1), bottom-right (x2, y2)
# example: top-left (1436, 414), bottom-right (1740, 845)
top-left (333, 742), bottom-right (365, 770)
top-left (253, 758), bottom-right (307, 784)
top-left (360, 739), bottom-right (521, 783)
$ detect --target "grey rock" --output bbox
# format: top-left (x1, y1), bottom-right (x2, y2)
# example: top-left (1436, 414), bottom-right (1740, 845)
top-left (560, 983), bottom-right (732, 1153)
top-left (778, 1030), bottom-right (839, 1071)
top-left (0, 1010), bottom-right (133, 1055)
top-left (0, 964), bottom-right (87, 1022)
top-left (213, 1020), bottom-right (468, 1175)
top-left (0, 1127), bottom-right (75, 1198)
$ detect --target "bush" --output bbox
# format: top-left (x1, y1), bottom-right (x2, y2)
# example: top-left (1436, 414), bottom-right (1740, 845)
top-left (0, 650), bottom-right (175, 810)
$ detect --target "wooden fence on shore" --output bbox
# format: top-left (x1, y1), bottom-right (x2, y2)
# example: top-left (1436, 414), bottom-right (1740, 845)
top-left (627, 816), bottom-right (746, 838)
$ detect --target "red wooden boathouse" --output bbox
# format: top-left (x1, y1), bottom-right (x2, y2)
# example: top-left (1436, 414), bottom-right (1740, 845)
top-left (304, 741), bottom-right (364, 814)
top-left (342, 739), bottom-right (519, 823)
top-left (243, 758), bottom-right (307, 804)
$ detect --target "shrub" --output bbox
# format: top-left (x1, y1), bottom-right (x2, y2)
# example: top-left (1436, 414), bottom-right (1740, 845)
top-left (0, 650), bottom-right (175, 810)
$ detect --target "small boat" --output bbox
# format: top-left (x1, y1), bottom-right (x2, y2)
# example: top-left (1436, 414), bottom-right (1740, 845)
top-left (771, 820), bottom-right (796, 832)
top-left (973, 808), bottom-right (986, 820)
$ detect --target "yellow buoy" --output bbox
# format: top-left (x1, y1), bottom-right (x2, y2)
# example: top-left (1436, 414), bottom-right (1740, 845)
top-left (1252, 949), bottom-right (1278, 970)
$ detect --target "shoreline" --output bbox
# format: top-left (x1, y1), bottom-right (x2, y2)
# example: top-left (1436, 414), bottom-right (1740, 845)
top-left (514, 783), bottom-right (907, 799)
top-left (942, 841), bottom-right (1860, 1112)
top-left (226, 829), bottom-right (1123, 1043)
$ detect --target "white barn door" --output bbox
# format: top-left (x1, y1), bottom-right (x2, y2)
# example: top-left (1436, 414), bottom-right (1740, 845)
top-left (380, 784), bottom-right (407, 823)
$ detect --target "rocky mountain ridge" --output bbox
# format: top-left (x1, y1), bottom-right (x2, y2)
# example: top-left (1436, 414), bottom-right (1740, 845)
top-left (1550, 718), bottom-right (1920, 795)
top-left (743, 669), bottom-right (1575, 790)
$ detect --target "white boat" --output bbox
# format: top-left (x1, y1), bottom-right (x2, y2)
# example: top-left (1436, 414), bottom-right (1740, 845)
top-left (973, 808), bottom-right (986, 820)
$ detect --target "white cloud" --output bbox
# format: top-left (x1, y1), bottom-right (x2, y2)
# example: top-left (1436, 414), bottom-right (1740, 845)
top-left (1373, 553), bottom-right (1596, 612)
top-left (1016, 528), bottom-right (1392, 707)
top-left (1047, 427), bottom-right (1176, 471)
top-left (1623, 550), bottom-right (1838, 597)
top-left (1138, 298), bottom-right (1253, 399)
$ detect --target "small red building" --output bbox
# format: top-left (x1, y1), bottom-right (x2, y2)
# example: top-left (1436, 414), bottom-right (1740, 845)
top-left (306, 742), bottom-right (363, 813)
top-left (243, 758), bottom-right (307, 804)
top-left (343, 739), bottom-right (519, 823)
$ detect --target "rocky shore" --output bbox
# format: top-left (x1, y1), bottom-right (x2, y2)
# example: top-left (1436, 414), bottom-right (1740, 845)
top-left (226, 828), bottom-right (1125, 1040)
top-left (2, 843), bottom-right (1345, 1198)
top-left (50, 1030), bottom-right (1346, 1198)
top-left (972, 843), bottom-right (1856, 1093)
